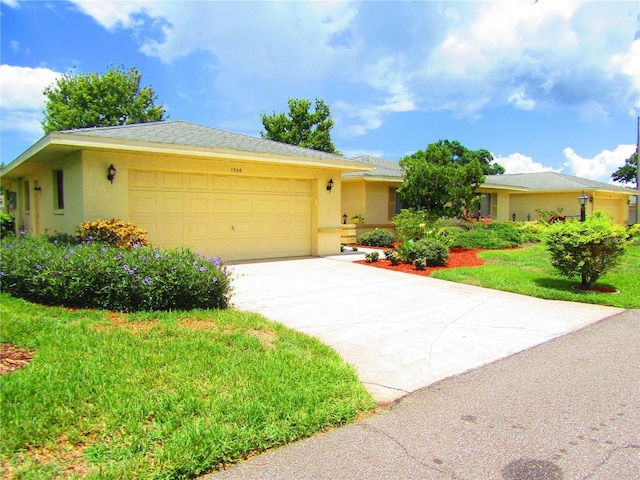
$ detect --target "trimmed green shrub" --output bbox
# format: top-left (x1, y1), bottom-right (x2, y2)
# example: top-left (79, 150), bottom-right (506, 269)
top-left (449, 221), bottom-right (522, 249)
top-left (0, 233), bottom-right (232, 311)
top-left (413, 258), bottom-right (427, 270)
top-left (543, 215), bottom-right (630, 287)
top-left (408, 238), bottom-right (450, 266)
top-left (358, 228), bottom-right (395, 247)
top-left (77, 218), bottom-right (150, 248)
top-left (0, 213), bottom-right (15, 238)
top-left (364, 251), bottom-right (379, 263)
top-left (514, 221), bottom-right (547, 244)
top-left (387, 251), bottom-right (401, 266)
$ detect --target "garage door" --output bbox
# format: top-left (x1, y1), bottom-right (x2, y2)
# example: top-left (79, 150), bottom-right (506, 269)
top-left (129, 170), bottom-right (312, 261)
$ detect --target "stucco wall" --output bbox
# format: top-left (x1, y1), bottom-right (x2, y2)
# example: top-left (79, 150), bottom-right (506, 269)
top-left (341, 180), bottom-right (366, 223)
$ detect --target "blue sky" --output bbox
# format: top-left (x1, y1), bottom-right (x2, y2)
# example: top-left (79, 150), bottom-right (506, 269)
top-left (1, 0), bottom-right (639, 184)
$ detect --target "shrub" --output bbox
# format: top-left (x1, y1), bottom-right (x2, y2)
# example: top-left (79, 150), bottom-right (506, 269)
top-left (0, 233), bottom-right (232, 311)
top-left (77, 218), bottom-right (150, 248)
top-left (0, 213), bottom-right (15, 238)
top-left (387, 251), bottom-right (401, 266)
top-left (543, 215), bottom-right (630, 287)
top-left (413, 258), bottom-right (427, 271)
top-left (514, 221), bottom-right (546, 244)
top-left (449, 222), bottom-right (522, 249)
top-left (358, 228), bottom-right (396, 247)
top-left (392, 209), bottom-right (437, 242)
top-left (408, 238), bottom-right (449, 266)
top-left (396, 239), bottom-right (415, 263)
top-left (535, 207), bottom-right (565, 223)
top-left (364, 251), bottom-right (379, 263)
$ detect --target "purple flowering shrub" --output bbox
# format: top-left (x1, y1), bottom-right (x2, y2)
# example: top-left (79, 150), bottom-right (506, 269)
top-left (0, 232), bottom-right (232, 311)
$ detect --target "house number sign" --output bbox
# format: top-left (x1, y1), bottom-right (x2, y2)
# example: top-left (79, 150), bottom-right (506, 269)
top-left (231, 167), bottom-right (242, 173)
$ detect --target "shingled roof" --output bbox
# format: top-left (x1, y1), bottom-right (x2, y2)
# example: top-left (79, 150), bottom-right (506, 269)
top-left (483, 172), bottom-right (634, 193)
top-left (59, 120), bottom-right (349, 161)
top-left (342, 155), bottom-right (403, 179)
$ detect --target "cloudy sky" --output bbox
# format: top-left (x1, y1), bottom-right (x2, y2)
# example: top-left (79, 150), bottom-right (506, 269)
top-left (1, 0), bottom-right (639, 183)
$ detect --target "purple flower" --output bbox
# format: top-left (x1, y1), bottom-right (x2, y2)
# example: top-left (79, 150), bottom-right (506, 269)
top-left (116, 253), bottom-right (124, 260)
top-left (199, 266), bottom-right (206, 272)
top-left (212, 257), bottom-right (221, 267)
top-left (68, 248), bottom-right (74, 255)
top-left (212, 277), bottom-right (217, 283)
top-left (153, 251), bottom-right (160, 259)
top-left (34, 264), bottom-right (41, 270)
top-left (143, 276), bottom-right (152, 285)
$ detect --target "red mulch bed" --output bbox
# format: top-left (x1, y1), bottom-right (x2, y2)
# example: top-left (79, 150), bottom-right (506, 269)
top-left (355, 247), bottom-right (485, 277)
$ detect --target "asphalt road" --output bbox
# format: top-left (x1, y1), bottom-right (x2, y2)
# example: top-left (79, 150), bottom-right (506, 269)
top-left (207, 309), bottom-right (640, 479)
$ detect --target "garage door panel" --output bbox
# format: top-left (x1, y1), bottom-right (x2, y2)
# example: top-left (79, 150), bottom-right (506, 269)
top-left (129, 170), bottom-right (311, 260)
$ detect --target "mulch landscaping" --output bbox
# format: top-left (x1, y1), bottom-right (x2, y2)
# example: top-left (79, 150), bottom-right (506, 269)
top-left (355, 247), bottom-right (485, 276)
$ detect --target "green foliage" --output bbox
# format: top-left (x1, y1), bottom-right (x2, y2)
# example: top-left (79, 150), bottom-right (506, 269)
top-left (628, 223), bottom-right (640, 245)
top-left (42, 65), bottom-right (165, 132)
top-left (543, 215), bottom-right (630, 287)
top-left (395, 238), bottom-right (415, 263)
top-left (398, 140), bottom-right (486, 220)
top-left (0, 295), bottom-right (373, 478)
top-left (513, 221), bottom-right (547, 243)
top-left (260, 98), bottom-right (340, 154)
top-left (358, 228), bottom-right (395, 247)
top-left (393, 208), bottom-right (436, 241)
top-left (77, 218), bottom-right (150, 248)
top-left (408, 238), bottom-right (450, 266)
top-left (413, 258), bottom-right (427, 270)
top-left (0, 233), bottom-right (232, 311)
top-left (448, 222), bottom-right (522, 249)
top-left (535, 207), bottom-right (565, 223)
top-left (611, 148), bottom-right (637, 186)
top-left (434, 140), bottom-right (505, 175)
top-left (0, 213), bottom-right (15, 238)
top-left (364, 251), bottom-right (379, 263)
top-left (386, 251), bottom-right (402, 266)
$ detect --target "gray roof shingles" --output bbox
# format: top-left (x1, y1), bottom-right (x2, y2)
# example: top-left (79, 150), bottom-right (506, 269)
top-left (343, 155), bottom-right (403, 178)
top-left (484, 172), bottom-right (634, 193)
top-left (59, 120), bottom-right (350, 161)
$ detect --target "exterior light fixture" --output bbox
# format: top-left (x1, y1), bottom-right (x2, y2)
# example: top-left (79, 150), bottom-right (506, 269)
top-left (107, 164), bottom-right (117, 183)
top-left (578, 191), bottom-right (589, 222)
top-left (342, 213), bottom-right (348, 224)
top-left (326, 179), bottom-right (334, 192)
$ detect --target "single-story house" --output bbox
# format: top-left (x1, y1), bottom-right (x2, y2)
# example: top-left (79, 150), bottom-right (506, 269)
top-left (0, 121), bottom-right (372, 261)
top-left (340, 156), bottom-right (636, 229)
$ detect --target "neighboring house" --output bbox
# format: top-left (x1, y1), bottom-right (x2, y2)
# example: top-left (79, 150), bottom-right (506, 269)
top-left (341, 157), bottom-right (635, 227)
top-left (0, 121), bottom-right (371, 261)
top-left (341, 155), bottom-right (404, 233)
top-left (478, 172), bottom-right (635, 224)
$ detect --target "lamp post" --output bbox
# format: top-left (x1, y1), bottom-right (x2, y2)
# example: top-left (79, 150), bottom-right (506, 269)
top-left (578, 191), bottom-right (589, 222)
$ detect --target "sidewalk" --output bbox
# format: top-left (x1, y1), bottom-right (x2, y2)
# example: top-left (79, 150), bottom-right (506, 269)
top-left (206, 309), bottom-right (640, 479)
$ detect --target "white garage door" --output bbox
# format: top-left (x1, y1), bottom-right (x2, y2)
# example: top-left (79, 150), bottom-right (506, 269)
top-left (129, 170), bottom-right (312, 261)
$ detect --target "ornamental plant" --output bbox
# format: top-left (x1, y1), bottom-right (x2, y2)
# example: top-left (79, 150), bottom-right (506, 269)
top-left (408, 238), bottom-right (450, 266)
top-left (364, 251), bottom-right (379, 263)
top-left (0, 232), bottom-right (232, 311)
top-left (543, 214), bottom-right (630, 288)
top-left (448, 221), bottom-right (522, 249)
top-left (0, 213), bottom-right (15, 238)
top-left (77, 218), bottom-right (149, 248)
top-left (358, 228), bottom-right (395, 248)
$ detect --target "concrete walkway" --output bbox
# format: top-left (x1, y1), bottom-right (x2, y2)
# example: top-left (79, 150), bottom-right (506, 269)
top-left (229, 252), bottom-right (622, 403)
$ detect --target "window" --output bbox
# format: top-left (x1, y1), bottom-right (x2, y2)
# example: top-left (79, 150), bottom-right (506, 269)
top-left (388, 187), bottom-right (403, 220)
top-left (474, 194), bottom-right (491, 218)
top-left (53, 169), bottom-right (64, 210)
top-left (24, 181), bottom-right (30, 212)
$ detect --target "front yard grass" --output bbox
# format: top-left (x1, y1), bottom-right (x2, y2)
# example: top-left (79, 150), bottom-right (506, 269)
top-left (0, 294), bottom-right (374, 479)
top-left (431, 243), bottom-right (640, 309)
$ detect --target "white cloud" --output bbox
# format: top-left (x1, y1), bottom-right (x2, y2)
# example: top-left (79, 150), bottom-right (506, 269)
top-left (495, 153), bottom-right (559, 174)
top-left (0, 65), bottom-right (62, 134)
top-left (70, 1), bottom-right (156, 30)
top-left (562, 144), bottom-right (636, 182)
top-left (609, 39), bottom-right (640, 114)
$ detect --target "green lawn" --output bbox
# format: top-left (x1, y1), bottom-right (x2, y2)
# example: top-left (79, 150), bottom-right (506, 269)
top-left (0, 295), bottom-right (374, 479)
top-left (431, 243), bottom-right (640, 309)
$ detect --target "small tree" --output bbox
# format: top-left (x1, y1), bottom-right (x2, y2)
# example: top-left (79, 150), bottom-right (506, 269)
top-left (611, 148), bottom-right (638, 187)
top-left (543, 214), bottom-right (630, 288)
top-left (398, 141), bottom-right (486, 221)
top-left (42, 65), bottom-right (166, 132)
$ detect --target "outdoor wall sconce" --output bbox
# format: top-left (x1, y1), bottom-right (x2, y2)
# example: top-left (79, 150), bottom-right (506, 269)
top-left (343, 213), bottom-right (348, 224)
top-left (578, 191), bottom-right (589, 222)
top-left (34, 187), bottom-right (42, 192)
top-left (326, 179), bottom-right (334, 192)
top-left (107, 164), bottom-right (117, 183)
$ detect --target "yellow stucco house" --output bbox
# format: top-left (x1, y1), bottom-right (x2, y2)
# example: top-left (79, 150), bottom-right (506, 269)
top-left (340, 156), bottom-right (635, 230)
top-left (0, 121), bottom-right (371, 261)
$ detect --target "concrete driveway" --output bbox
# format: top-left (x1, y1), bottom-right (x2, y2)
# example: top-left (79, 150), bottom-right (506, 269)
top-left (230, 252), bottom-right (622, 403)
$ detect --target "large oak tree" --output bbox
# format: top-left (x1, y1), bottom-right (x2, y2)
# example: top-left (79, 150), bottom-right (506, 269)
top-left (42, 65), bottom-right (166, 132)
